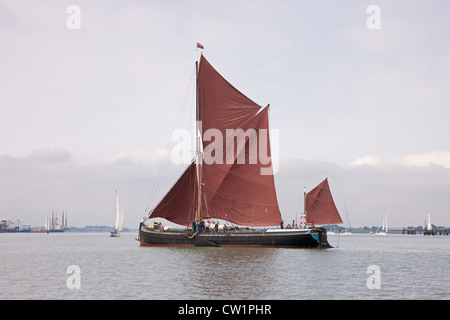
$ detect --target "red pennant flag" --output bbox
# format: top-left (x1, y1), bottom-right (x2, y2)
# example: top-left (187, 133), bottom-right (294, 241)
top-left (196, 42), bottom-right (204, 49)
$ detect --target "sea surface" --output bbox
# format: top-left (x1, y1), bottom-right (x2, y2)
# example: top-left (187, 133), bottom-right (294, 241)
top-left (0, 231), bottom-right (448, 300)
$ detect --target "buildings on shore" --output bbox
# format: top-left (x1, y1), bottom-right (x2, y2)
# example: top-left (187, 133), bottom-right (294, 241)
top-left (1, 210), bottom-right (68, 233)
top-left (0, 218), bottom-right (30, 232)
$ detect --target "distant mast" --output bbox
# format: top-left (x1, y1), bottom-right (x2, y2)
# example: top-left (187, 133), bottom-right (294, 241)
top-left (115, 191), bottom-right (124, 233)
top-left (62, 211), bottom-right (65, 229)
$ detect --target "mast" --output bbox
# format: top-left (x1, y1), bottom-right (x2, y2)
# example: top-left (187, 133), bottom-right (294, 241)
top-left (115, 190), bottom-right (119, 231)
top-left (300, 186), bottom-right (307, 228)
top-left (385, 211), bottom-right (388, 233)
top-left (345, 202), bottom-right (352, 232)
top-left (303, 186), bottom-right (306, 218)
top-left (195, 58), bottom-right (202, 224)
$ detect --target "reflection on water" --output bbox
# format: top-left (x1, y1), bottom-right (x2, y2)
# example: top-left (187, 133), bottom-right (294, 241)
top-left (0, 232), bottom-right (449, 299)
top-left (179, 247), bottom-right (281, 299)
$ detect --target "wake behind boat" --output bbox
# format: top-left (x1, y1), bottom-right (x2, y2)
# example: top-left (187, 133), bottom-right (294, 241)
top-left (138, 50), bottom-right (342, 248)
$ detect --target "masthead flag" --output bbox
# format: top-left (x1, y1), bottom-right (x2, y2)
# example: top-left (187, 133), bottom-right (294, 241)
top-left (196, 42), bottom-right (204, 49)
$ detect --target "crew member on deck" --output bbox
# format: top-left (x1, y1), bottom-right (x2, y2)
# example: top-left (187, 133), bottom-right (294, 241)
top-left (198, 220), bottom-right (205, 233)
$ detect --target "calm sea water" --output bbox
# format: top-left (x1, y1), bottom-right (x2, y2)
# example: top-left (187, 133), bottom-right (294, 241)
top-left (0, 232), bottom-right (448, 300)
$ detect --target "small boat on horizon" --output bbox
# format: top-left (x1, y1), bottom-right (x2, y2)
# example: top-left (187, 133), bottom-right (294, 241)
top-left (375, 208), bottom-right (388, 236)
top-left (339, 202), bottom-right (352, 236)
top-left (110, 191), bottom-right (124, 237)
top-left (339, 230), bottom-right (352, 236)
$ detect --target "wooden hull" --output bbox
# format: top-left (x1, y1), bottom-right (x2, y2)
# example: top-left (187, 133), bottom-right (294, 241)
top-left (139, 225), bottom-right (332, 248)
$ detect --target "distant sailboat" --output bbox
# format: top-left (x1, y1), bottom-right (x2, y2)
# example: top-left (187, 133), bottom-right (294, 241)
top-left (339, 202), bottom-right (352, 236)
top-left (110, 191), bottom-right (124, 237)
top-left (376, 208), bottom-right (388, 236)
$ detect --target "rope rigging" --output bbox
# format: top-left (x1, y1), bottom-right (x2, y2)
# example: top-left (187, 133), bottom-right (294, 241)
top-left (142, 65), bottom-right (197, 222)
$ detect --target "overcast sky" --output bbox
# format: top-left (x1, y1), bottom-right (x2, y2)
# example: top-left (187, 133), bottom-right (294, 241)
top-left (1, 0), bottom-right (449, 229)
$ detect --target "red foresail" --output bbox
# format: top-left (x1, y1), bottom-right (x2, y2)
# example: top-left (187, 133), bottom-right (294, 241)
top-left (149, 162), bottom-right (198, 226)
top-left (305, 178), bottom-right (343, 225)
top-left (198, 55), bottom-right (281, 226)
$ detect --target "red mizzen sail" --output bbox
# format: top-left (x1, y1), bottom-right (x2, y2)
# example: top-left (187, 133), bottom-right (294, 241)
top-left (149, 54), bottom-right (281, 226)
top-left (305, 178), bottom-right (343, 225)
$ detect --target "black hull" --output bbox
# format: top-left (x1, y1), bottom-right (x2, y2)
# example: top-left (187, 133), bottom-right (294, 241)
top-left (139, 225), bottom-right (332, 248)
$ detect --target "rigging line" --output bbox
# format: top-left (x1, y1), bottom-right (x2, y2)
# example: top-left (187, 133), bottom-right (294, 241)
top-left (146, 159), bottom-right (195, 212)
top-left (203, 194), bottom-right (209, 217)
top-left (295, 190), bottom-right (304, 218)
top-left (149, 67), bottom-right (195, 201)
top-left (143, 65), bottom-right (197, 217)
top-left (337, 230), bottom-right (341, 248)
top-left (345, 202), bottom-right (352, 230)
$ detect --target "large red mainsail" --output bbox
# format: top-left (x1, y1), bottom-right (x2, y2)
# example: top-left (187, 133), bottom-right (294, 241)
top-left (198, 55), bottom-right (281, 226)
top-left (149, 54), bottom-right (281, 226)
top-left (201, 106), bottom-right (281, 226)
top-left (305, 178), bottom-right (343, 225)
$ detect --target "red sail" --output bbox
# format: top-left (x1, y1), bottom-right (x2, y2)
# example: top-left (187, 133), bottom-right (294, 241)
top-left (198, 55), bottom-right (262, 148)
top-left (149, 54), bottom-right (281, 227)
top-left (305, 178), bottom-right (343, 225)
top-left (149, 162), bottom-right (198, 226)
top-left (198, 55), bottom-right (281, 226)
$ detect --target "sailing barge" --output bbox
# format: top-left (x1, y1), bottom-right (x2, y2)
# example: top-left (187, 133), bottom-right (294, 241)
top-left (139, 53), bottom-right (342, 248)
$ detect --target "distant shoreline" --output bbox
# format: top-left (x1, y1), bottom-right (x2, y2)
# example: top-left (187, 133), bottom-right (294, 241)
top-left (65, 225), bottom-right (136, 232)
top-left (2, 224), bottom-right (449, 234)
